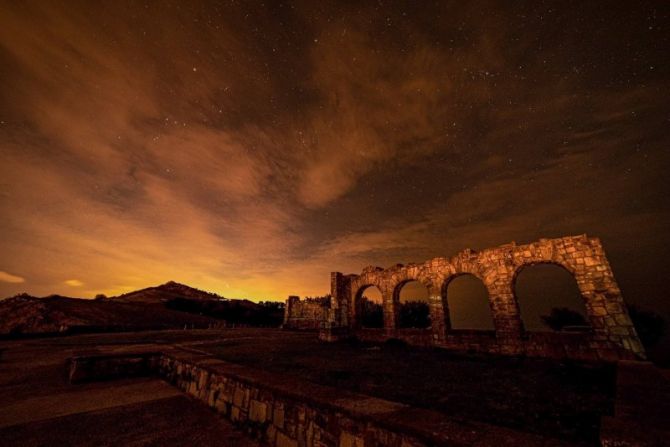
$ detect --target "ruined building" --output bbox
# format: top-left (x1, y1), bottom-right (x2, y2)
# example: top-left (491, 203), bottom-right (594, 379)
top-left (282, 295), bottom-right (330, 330)
top-left (285, 235), bottom-right (645, 361)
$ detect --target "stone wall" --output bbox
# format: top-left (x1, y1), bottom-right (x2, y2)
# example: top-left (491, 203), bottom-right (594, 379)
top-left (154, 349), bottom-right (558, 447)
top-left (322, 235), bottom-right (645, 362)
top-left (282, 295), bottom-right (330, 331)
top-left (66, 348), bottom-right (666, 447)
top-left (67, 351), bottom-right (160, 383)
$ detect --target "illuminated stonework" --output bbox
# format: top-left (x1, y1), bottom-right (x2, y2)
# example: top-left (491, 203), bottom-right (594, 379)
top-left (283, 295), bottom-right (330, 330)
top-left (321, 234), bottom-right (644, 361)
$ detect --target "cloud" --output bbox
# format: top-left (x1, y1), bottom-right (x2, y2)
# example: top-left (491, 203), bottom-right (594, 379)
top-left (64, 279), bottom-right (84, 287)
top-left (0, 0), bottom-right (667, 318)
top-left (0, 271), bottom-right (25, 284)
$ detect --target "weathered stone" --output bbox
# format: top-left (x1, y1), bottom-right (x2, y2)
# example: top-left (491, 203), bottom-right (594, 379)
top-left (266, 425), bottom-right (277, 444)
top-left (244, 388), bottom-right (251, 409)
top-left (277, 431), bottom-right (298, 447)
top-left (274, 405), bottom-right (285, 429)
top-left (592, 306), bottom-right (607, 316)
top-left (137, 351), bottom-right (604, 447)
top-left (249, 399), bottom-right (268, 423)
top-left (314, 235), bottom-right (644, 361)
top-left (339, 431), bottom-right (364, 447)
top-left (284, 296), bottom-right (330, 330)
top-left (615, 313), bottom-right (631, 325)
top-left (214, 397), bottom-right (228, 414)
top-left (401, 438), bottom-right (427, 447)
top-left (231, 406), bottom-right (240, 422)
top-left (233, 387), bottom-right (246, 407)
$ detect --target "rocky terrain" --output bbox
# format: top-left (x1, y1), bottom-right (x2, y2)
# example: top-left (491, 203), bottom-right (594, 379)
top-left (0, 282), bottom-right (283, 336)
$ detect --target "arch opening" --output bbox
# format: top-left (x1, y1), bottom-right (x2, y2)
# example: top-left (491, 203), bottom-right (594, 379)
top-left (514, 263), bottom-right (589, 332)
top-left (397, 280), bottom-right (431, 329)
top-left (356, 285), bottom-right (384, 328)
top-left (443, 274), bottom-right (494, 330)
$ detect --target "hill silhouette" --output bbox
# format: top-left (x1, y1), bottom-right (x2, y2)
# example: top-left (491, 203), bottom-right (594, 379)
top-left (0, 282), bottom-right (284, 336)
top-left (113, 281), bottom-right (227, 303)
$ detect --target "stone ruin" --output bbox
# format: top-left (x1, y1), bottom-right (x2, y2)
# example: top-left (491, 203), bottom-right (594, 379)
top-left (288, 234), bottom-right (645, 361)
top-left (282, 295), bottom-right (331, 330)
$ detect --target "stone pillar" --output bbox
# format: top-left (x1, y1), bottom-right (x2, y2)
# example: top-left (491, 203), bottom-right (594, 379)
top-left (382, 287), bottom-right (396, 338)
top-left (428, 283), bottom-right (447, 343)
top-left (440, 277), bottom-right (454, 329)
top-left (283, 295), bottom-right (299, 328)
top-left (573, 238), bottom-right (645, 359)
top-left (320, 272), bottom-right (353, 342)
top-left (330, 272), bottom-right (350, 328)
top-left (319, 272), bottom-right (349, 342)
top-left (485, 273), bottom-right (524, 355)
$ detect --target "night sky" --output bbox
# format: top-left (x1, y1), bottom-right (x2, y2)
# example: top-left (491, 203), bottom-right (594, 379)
top-left (1, 2), bottom-right (668, 319)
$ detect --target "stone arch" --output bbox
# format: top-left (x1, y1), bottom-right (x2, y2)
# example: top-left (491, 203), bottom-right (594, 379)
top-left (355, 284), bottom-right (384, 328)
top-left (394, 279), bottom-right (431, 329)
top-left (441, 272), bottom-right (495, 330)
top-left (390, 269), bottom-right (434, 323)
top-left (326, 235), bottom-right (645, 360)
top-left (351, 282), bottom-right (384, 329)
top-left (512, 261), bottom-right (590, 332)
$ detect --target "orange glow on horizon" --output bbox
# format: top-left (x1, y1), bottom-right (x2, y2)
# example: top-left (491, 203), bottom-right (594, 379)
top-left (0, 1), bottom-right (668, 326)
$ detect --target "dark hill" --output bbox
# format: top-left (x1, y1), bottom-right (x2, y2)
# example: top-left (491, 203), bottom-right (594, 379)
top-left (0, 282), bottom-right (284, 336)
top-left (113, 281), bottom-right (226, 303)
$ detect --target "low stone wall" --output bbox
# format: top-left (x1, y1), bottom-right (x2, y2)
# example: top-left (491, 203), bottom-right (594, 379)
top-left (347, 328), bottom-right (501, 351)
top-left (283, 296), bottom-right (329, 331)
top-left (338, 327), bottom-right (610, 360)
top-left (157, 350), bottom-right (568, 447)
top-left (67, 351), bottom-right (160, 383)
top-left (68, 348), bottom-right (568, 446)
top-left (356, 328), bottom-right (436, 347)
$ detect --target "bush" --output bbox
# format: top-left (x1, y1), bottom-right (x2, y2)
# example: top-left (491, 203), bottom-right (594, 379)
top-left (360, 297), bottom-right (383, 328)
top-left (385, 337), bottom-right (408, 348)
top-left (541, 307), bottom-right (588, 331)
top-left (627, 304), bottom-right (665, 348)
top-left (398, 301), bottom-right (431, 328)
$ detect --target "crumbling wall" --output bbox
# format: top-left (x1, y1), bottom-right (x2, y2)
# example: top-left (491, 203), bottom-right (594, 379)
top-left (322, 234), bottom-right (645, 362)
top-left (282, 295), bottom-right (330, 331)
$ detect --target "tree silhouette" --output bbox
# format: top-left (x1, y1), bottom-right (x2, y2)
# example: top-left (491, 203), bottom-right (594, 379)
top-left (627, 304), bottom-right (665, 348)
top-left (399, 301), bottom-right (431, 328)
top-left (360, 296), bottom-right (383, 328)
top-left (540, 307), bottom-right (588, 331)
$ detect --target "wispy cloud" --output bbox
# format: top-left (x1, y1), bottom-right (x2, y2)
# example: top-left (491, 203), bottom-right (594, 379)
top-left (0, 1), bottom-right (667, 312)
top-left (0, 271), bottom-right (25, 284)
top-left (64, 279), bottom-right (84, 287)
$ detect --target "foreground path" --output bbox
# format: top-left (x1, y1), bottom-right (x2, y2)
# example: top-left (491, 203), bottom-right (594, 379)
top-left (0, 333), bottom-right (261, 447)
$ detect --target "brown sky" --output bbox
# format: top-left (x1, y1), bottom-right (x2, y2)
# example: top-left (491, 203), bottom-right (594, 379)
top-left (0, 1), bottom-right (669, 317)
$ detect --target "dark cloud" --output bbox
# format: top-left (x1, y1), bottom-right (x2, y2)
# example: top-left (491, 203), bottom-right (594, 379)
top-left (0, 1), bottom-right (668, 321)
